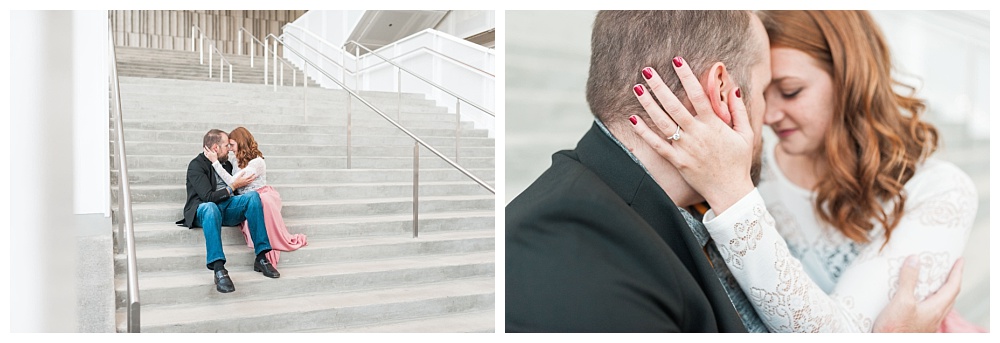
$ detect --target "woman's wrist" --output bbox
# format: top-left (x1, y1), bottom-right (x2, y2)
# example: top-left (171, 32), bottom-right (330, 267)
top-left (704, 178), bottom-right (755, 215)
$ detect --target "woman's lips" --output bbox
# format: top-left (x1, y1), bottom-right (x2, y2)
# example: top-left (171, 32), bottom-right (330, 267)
top-left (776, 129), bottom-right (796, 138)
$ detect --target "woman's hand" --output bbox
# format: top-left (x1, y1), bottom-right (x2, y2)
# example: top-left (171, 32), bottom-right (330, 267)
top-left (203, 146), bottom-right (218, 163)
top-left (628, 58), bottom-right (755, 214)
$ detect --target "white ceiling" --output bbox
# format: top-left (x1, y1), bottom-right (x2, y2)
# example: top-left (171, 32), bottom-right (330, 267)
top-left (344, 10), bottom-right (448, 52)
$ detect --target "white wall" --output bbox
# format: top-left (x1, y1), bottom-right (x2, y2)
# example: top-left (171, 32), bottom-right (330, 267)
top-left (10, 10), bottom-right (79, 332)
top-left (74, 10), bottom-right (110, 216)
top-left (357, 29), bottom-right (496, 137)
top-left (283, 10), bottom-right (364, 90)
top-left (283, 11), bottom-right (495, 137)
top-left (435, 10), bottom-right (495, 41)
top-left (869, 11), bottom-right (989, 139)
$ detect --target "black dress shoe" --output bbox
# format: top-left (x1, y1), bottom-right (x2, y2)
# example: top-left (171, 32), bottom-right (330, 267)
top-left (254, 257), bottom-right (280, 278)
top-left (214, 269), bottom-right (235, 293)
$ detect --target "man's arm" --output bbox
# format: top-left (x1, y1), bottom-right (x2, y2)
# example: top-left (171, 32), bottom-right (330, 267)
top-left (873, 257), bottom-right (964, 332)
top-left (187, 157), bottom-right (230, 203)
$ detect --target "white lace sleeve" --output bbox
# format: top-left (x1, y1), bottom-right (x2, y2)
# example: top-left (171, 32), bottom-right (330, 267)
top-left (211, 161), bottom-right (236, 187)
top-left (244, 157), bottom-right (265, 178)
top-left (702, 164), bottom-right (976, 332)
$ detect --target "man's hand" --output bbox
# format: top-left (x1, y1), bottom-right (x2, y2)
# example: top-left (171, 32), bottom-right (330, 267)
top-left (873, 255), bottom-right (964, 332)
top-left (232, 172), bottom-right (257, 190)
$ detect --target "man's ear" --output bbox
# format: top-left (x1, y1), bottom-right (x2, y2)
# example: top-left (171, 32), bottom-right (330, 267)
top-left (701, 62), bottom-right (734, 127)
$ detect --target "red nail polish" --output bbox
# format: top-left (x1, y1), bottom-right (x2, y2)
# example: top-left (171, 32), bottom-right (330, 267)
top-left (633, 84), bottom-right (644, 96)
top-left (735, 88), bottom-right (741, 98)
top-left (629, 116), bottom-right (637, 125)
top-left (673, 56), bottom-right (683, 68)
top-left (642, 67), bottom-right (653, 80)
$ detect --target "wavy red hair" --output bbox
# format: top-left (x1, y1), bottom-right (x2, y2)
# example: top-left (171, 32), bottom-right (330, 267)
top-left (229, 126), bottom-right (264, 169)
top-left (759, 11), bottom-right (938, 245)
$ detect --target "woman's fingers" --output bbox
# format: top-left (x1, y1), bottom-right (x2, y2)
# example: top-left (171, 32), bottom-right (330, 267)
top-left (728, 87), bottom-right (753, 140)
top-left (642, 66), bottom-right (697, 130)
top-left (629, 115), bottom-right (677, 162)
top-left (633, 83), bottom-right (677, 138)
top-left (670, 56), bottom-right (716, 123)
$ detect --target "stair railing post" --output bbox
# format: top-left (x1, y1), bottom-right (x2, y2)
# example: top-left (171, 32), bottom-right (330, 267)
top-left (250, 36), bottom-right (255, 68)
top-left (413, 141), bottom-right (419, 238)
top-left (397, 67), bottom-right (402, 121)
top-left (347, 92), bottom-right (352, 169)
top-left (354, 45), bottom-right (360, 91)
top-left (209, 45), bottom-right (213, 79)
top-left (264, 38), bottom-right (268, 85)
top-left (273, 39), bottom-right (278, 91)
top-left (456, 98), bottom-right (461, 163)
top-left (199, 33), bottom-right (204, 65)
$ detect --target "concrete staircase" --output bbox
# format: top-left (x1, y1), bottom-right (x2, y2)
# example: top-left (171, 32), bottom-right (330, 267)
top-left (110, 47), bottom-right (495, 332)
top-left (115, 46), bottom-right (320, 87)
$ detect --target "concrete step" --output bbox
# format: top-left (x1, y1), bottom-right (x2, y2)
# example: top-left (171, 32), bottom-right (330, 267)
top-left (124, 195), bottom-right (494, 223)
top-left (115, 251), bottom-right (494, 308)
top-left (113, 168), bottom-right (495, 185)
top-left (327, 310), bottom-right (494, 333)
top-left (117, 181), bottom-right (496, 203)
top-left (118, 129), bottom-right (494, 147)
top-left (118, 76), bottom-right (426, 100)
top-left (119, 154), bottom-right (495, 170)
top-left (120, 99), bottom-right (449, 116)
top-left (118, 229), bottom-right (494, 273)
top-left (116, 141), bottom-right (494, 158)
top-left (117, 114), bottom-right (476, 129)
top-left (118, 120), bottom-right (490, 137)
top-left (124, 276), bottom-right (494, 332)
top-left (119, 107), bottom-right (462, 124)
top-left (130, 211), bottom-right (495, 247)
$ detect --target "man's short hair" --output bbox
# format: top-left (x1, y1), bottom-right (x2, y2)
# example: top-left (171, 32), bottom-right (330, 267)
top-left (203, 129), bottom-right (227, 149)
top-left (586, 11), bottom-right (760, 132)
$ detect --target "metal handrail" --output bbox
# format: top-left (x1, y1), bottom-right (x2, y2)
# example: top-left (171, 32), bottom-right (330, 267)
top-left (354, 46), bottom-right (495, 78)
top-left (191, 26), bottom-right (233, 83)
top-left (344, 39), bottom-right (494, 117)
top-left (279, 24), bottom-right (493, 117)
top-left (109, 14), bottom-right (140, 333)
top-left (282, 24), bottom-right (494, 78)
top-left (267, 33), bottom-right (495, 194)
top-left (237, 27), bottom-right (304, 88)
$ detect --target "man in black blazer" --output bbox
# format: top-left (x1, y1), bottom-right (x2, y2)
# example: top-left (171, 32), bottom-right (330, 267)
top-left (506, 11), bottom-right (961, 333)
top-left (176, 129), bottom-right (279, 293)
top-left (506, 11), bottom-right (771, 332)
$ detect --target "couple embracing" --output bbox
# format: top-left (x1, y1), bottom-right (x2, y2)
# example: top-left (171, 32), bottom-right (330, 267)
top-left (506, 11), bottom-right (983, 333)
top-left (177, 127), bottom-right (308, 293)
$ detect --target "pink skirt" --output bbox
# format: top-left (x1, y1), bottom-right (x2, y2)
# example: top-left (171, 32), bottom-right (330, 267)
top-left (240, 185), bottom-right (307, 266)
top-left (938, 310), bottom-right (988, 333)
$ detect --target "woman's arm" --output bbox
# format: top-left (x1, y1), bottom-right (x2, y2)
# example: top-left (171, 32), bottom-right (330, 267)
top-left (628, 63), bottom-right (975, 332)
top-left (701, 163), bottom-right (974, 332)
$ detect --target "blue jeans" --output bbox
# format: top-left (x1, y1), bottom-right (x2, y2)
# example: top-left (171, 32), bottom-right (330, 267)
top-left (194, 191), bottom-right (272, 269)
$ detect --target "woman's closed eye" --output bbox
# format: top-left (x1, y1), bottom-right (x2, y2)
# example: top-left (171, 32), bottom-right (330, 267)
top-left (781, 88), bottom-right (802, 99)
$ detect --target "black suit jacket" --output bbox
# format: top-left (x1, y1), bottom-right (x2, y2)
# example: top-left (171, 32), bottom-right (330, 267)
top-left (505, 123), bottom-right (746, 333)
top-left (177, 153), bottom-right (234, 228)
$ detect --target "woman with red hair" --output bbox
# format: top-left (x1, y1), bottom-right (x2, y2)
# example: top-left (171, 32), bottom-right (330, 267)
top-left (204, 126), bottom-right (307, 267)
top-left (629, 11), bottom-right (981, 332)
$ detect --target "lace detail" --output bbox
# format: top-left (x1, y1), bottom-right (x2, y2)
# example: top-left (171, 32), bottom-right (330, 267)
top-left (917, 173), bottom-right (976, 229)
top-left (832, 295), bottom-right (873, 332)
top-left (718, 205), bottom-right (766, 271)
top-left (769, 203), bottom-right (807, 259)
top-left (818, 228), bottom-right (864, 283)
top-left (748, 241), bottom-right (838, 332)
top-left (886, 252), bottom-right (952, 301)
